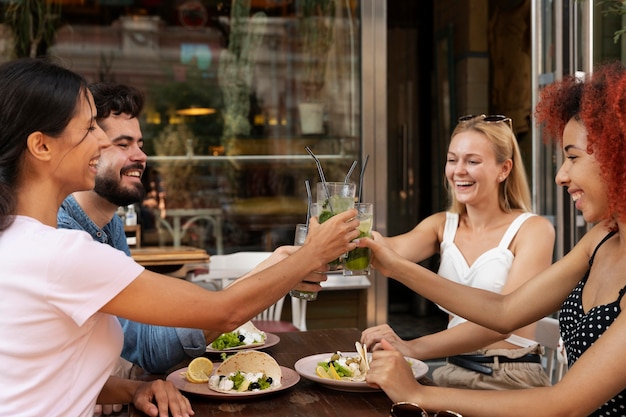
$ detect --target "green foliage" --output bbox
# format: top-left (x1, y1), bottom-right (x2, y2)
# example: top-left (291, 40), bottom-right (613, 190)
top-left (598, 0), bottom-right (626, 42)
top-left (2, 0), bottom-right (62, 58)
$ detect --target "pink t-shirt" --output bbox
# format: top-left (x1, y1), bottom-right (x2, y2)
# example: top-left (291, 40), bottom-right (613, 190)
top-left (0, 216), bottom-right (144, 416)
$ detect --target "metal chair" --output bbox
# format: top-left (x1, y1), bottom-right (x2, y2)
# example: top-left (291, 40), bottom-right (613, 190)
top-left (535, 316), bottom-right (568, 383)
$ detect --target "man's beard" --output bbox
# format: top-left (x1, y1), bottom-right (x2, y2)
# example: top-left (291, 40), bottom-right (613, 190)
top-left (94, 174), bottom-right (146, 207)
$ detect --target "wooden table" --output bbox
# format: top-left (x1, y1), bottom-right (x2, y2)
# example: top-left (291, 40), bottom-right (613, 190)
top-left (127, 328), bottom-right (404, 417)
top-left (130, 246), bottom-right (210, 275)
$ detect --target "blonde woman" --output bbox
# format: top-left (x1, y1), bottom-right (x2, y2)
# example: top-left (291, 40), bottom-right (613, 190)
top-left (361, 115), bottom-right (555, 390)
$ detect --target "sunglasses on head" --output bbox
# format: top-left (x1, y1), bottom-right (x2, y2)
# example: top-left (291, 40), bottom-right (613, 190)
top-left (390, 402), bottom-right (463, 417)
top-left (458, 114), bottom-right (512, 130)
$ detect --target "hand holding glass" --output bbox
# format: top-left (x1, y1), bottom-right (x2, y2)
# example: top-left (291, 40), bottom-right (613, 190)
top-left (289, 223), bottom-right (318, 301)
top-left (343, 203), bottom-right (373, 276)
top-left (317, 182), bottom-right (356, 271)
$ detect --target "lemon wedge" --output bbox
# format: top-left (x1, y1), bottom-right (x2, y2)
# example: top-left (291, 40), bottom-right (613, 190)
top-left (316, 365), bottom-right (330, 379)
top-left (185, 357), bottom-right (213, 383)
top-left (328, 363), bottom-right (342, 380)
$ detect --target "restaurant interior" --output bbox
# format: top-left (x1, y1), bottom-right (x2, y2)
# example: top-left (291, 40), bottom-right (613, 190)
top-left (0, 0), bottom-right (622, 335)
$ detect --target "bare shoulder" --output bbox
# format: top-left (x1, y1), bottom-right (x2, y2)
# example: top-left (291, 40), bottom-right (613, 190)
top-left (415, 211), bottom-right (447, 238)
top-left (421, 211), bottom-right (448, 227)
top-left (520, 214), bottom-right (556, 237)
top-left (388, 211), bottom-right (447, 261)
top-left (576, 222), bottom-right (618, 257)
top-left (510, 214), bottom-right (555, 255)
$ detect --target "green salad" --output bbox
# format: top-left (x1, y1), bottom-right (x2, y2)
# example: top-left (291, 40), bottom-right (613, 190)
top-left (211, 332), bottom-right (245, 350)
top-left (209, 323), bottom-right (266, 350)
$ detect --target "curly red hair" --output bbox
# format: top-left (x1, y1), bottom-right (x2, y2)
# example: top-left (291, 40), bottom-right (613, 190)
top-left (535, 62), bottom-right (626, 224)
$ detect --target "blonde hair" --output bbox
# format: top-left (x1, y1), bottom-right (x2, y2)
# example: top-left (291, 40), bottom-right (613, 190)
top-left (445, 116), bottom-right (531, 214)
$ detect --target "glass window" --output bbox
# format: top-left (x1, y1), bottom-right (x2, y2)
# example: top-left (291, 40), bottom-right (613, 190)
top-left (42, 0), bottom-right (361, 254)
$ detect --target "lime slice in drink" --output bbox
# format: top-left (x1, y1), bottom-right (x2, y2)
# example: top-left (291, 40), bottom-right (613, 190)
top-left (345, 248), bottom-right (370, 270)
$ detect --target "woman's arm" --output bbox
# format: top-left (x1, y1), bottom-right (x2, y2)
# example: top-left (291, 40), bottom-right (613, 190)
top-left (385, 212), bottom-right (445, 262)
top-left (359, 223), bottom-right (602, 333)
top-left (368, 310), bottom-right (626, 417)
top-left (362, 321), bottom-right (509, 359)
top-left (365, 215), bottom-right (557, 358)
top-left (102, 209), bottom-right (359, 332)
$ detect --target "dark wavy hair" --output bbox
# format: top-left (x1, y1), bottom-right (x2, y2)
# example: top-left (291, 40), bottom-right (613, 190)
top-left (535, 61), bottom-right (626, 225)
top-left (0, 58), bottom-right (89, 231)
top-left (88, 82), bottom-right (144, 121)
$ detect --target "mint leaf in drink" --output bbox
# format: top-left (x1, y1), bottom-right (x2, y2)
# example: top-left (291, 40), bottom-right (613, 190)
top-left (319, 211), bottom-right (334, 223)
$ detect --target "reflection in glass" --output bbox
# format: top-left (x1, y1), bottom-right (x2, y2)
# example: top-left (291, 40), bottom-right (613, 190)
top-left (48, 2), bottom-right (361, 253)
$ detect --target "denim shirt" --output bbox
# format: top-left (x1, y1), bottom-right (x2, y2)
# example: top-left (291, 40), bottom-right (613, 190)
top-left (57, 195), bottom-right (207, 373)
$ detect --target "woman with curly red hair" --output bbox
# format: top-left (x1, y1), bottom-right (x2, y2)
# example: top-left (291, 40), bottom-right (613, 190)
top-left (359, 62), bottom-right (626, 416)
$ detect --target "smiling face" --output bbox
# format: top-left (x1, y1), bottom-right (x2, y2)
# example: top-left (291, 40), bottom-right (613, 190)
top-left (50, 90), bottom-right (110, 196)
top-left (445, 130), bottom-right (512, 209)
top-left (92, 113), bottom-right (147, 206)
top-left (555, 119), bottom-right (609, 224)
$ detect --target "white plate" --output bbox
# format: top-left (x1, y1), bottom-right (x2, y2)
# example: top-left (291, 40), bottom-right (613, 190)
top-left (206, 332), bottom-right (280, 353)
top-left (166, 364), bottom-right (299, 399)
top-left (294, 352), bottom-right (428, 392)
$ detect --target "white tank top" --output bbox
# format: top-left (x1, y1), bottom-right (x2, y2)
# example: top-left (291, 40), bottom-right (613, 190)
top-left (437, 212), bottom-right (538, 348)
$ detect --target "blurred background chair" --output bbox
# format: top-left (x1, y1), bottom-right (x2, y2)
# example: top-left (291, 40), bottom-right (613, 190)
top-left (252, 295), bottom-right (307, 332)
top-left (189, 252), bottom-right (308, 332)
top-left (536, 316), bottom-right (567, 383)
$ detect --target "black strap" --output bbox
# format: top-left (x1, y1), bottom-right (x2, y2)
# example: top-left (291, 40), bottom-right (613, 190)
top-left (448, 354), bottom-right (542, 376)
top-left (448, 356), bottom-right (493, 375)
top-left (453, 354), bottom-right (541, 364)
top-left (589, 231), bottom-right (616, 267)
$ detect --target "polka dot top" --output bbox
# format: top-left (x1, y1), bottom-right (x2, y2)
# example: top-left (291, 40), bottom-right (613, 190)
top-left (559, 231), bottom-right (626, 417)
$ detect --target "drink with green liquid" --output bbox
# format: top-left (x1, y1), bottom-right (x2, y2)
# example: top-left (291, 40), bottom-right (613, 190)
top-left (316, 182), bottom-right (356, 271)
top-left (343, 203), bottom-right (373, 276)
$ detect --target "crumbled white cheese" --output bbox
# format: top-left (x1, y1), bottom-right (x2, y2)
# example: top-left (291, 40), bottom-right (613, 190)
top-left (209, 375), bottom-right (235, 391)
top-left (239, 328), bottom-right (265, 345)
top-left (245, 372), bottom-right (264, 383)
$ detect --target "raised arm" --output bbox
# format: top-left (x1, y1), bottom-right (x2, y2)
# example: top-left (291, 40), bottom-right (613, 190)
top-left (102, 209), bottom-right (359, 332)
top-left (363, 215), bottom-right (556, 358)
top-left (358, 222), bottom-right (600, 334)
top-left (384, 212), bottom-right (445, 263)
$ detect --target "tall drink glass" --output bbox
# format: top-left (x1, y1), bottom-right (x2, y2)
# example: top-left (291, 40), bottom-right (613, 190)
top-left (317, 182), bottom-right (356, 271)
top-left (289, 224), bottom-right (318, 301)
top-left (343, 203), bottom-right (374, 276)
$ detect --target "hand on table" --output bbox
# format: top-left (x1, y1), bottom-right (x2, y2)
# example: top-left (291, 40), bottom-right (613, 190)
top-left (366, 339), bottom-right (421, 403)
top-left (132, 379), bottom-right (194, 417)
top-left (361, 324), bottom-right (412, 356)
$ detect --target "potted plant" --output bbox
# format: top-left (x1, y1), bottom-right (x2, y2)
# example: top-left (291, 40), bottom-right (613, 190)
top-left (297, 0), bottom-right (335, 135)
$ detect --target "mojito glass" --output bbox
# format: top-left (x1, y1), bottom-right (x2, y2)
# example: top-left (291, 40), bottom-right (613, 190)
top-left (289, 224), bottom-right (318, 301)
top-left (316, 182), bottom-right (356, 271)
top-left (343, 203), bottom-right (373, 276)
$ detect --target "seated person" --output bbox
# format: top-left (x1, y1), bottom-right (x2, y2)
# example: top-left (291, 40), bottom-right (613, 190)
top-left (57, 82), bottom-right (219, 374)
top-left (361, 114), bottom-right (555, 389)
